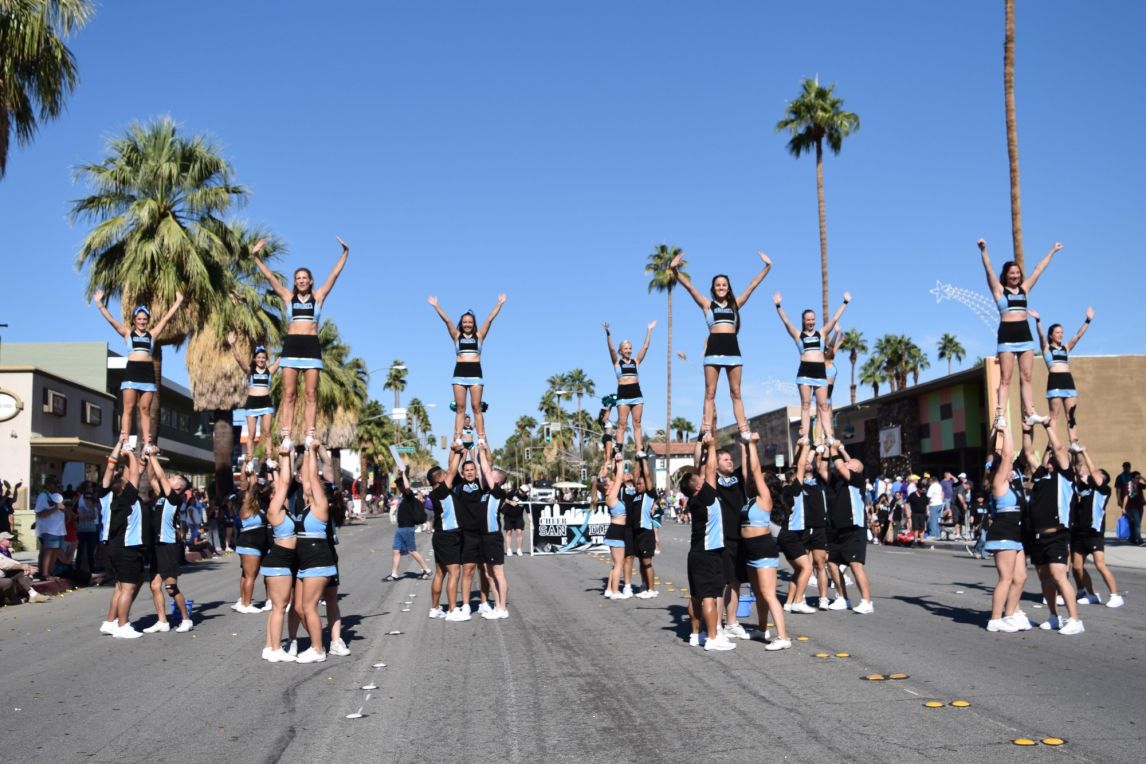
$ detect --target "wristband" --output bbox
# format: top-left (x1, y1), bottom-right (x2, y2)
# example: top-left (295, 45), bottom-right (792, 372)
top-left (843, 299), bottom-right (850, 305)
top-left (1085, 318), bottom-right (1092, 324)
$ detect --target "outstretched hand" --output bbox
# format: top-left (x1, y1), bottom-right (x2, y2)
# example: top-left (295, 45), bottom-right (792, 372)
top-left (336, 235), bottom-right (349, 252)
top-left (772, 291), bottom-right (782, 305)
top-left (1027, 309), bottom-right (1040, 321)
top-left (602, 322), bottom-right (610, 333)
top-left (758, 252), bottom-right (772, 267)
top-left (93, 289), bottom-right (105, 305)
top-left (647, 320), bottom-right (657, 331)
top-left (427, 296), bottom-right (439, 307)
top-left (226, 331), bottom-right (237, 346)
top-left (842, 290), bottom-right (852, 303)
top-left (670, 252), bottom-right (684, 269)
top-left (977, 239), bottom-right (986, 251)
top-left (497, 294), bottom-right (507, 305)
top-left (1085, 306), bottom-right (1095, 321)
top-left (1052, 242), bottom-right (1063, 253)
top-left (251, 238), bottom-right (266, 256)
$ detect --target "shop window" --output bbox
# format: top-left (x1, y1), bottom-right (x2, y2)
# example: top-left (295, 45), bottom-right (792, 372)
top-left (42, 389), bottom-right (67, 416)
top-left (82, 401), bottom-right (102, 426)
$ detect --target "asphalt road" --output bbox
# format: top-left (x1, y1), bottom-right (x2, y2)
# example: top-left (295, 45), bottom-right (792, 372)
top-left (1, 520), bottom-right (1143, 763)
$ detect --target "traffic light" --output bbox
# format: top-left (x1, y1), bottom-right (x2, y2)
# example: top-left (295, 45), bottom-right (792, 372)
top-left (440, 435), bottom-right (447, 449)
top-left (525, 447), bottom-right (532, 460)
top-left (580, 467), bottom-right (587, 481)
top-left (543, 425), bottom-right (552, 443)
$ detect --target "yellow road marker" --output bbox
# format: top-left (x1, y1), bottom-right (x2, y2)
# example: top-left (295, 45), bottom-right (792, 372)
top-left (814, 652), bottom-right (830, 658)
top-left (889, 673), bottom-right (909, 680)
top-left (923, 701), bottom-right (945, 709)
top-left (1012, 738), bottom-right (1036, 746)
top-left (949, 700), bottom-right (971, 708)
top-left (796, 636), bottom-right (810, 641)
top-left (863, 674), bottom-right (887, 681)
top-left (1041, 738), bottom-right (1065, 746)
top-left (835, 652), bottom-right (850, 658)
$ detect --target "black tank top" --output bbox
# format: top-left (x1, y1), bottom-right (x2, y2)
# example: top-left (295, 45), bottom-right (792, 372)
top-left (130, 331), bottom-right (154, 354)
top-left (289, 295), bottom-right (317, 322)
top-left (800, 330), bottom-right (823, 353)
top-left (250, 369), bottom-right (271, 389)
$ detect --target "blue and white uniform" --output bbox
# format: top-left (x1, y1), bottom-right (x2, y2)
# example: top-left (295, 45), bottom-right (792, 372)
top-left (614, 355), bottom-right (643, 407)
top-left (995, 287), bottom-right (1036, 354)
top-left (452, 332), bottom-right (483, 387)
top-left (121, 331), bottom-right (158, 392)
top-left (984, 486), bottom-right (1024, 552)
top-left (702, 301), bottom-right (742, 367)
top-left (795, 330), bottom-right (828, 388)
top-left (243, 367), bottom-right (275, 416)
top-left (280, 295), bottom-right (324, 369)
top-left (1043, 344), bottom-right (1077, 399)
top-left (296, 504), bottom-right (337, 578)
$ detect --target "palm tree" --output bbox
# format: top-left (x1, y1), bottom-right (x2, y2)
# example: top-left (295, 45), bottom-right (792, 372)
top-left (514, 415), bottom-right (537, 477)
top-left (646, 244), bottom-right (686, 458)
top-left (905, 340), bottom-right (930, 386)
top-left (859, 356), bottom-right (887, 398)
top-left (776, 77), bottom-right (860, 319)
top-left (874, 334), bottom-right (907, 392)
top-left (185, 223), bottom-right (285, 501)
top-left (72, 117), bottom-right (247, 443)
top-left (671, 417), bottom-right (695, 443)
top-left (937, 333), bottom-right (966, 376)
top-left (0, 0), bottom-right (93, 178)
top-left (839, 328), bottom-right (867, 405)
top-left (564, 368), bottom-right (594, 459)
top-left (1004, 0), bottom-right (1025, 269)
top-left (406, 397), bottom-right (430, 448)
top-left (356, 399), bottom-right (392, 496)
top-left (383, 360), bottom-right (407, 411)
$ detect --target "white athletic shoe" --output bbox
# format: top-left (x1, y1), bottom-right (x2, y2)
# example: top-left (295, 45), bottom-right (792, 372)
top-left (987, 618), bottom-right (1018, 633)
top-left (261, 647), bottom-right (273, 660)
top-left (143, 620), bottom-right (170, 634)
top-left (265, 648), bottom-right (296, 663)
top-left (495, 608), bottom-right (509, 619)
top-left (1077, 592), bottom-right (1101, 605)
top-left (704, 634), bottom-right (737, 652)
top-left (230, 599), bottom-right (244, 611)
top-left (287, 640), bottom-right (298, 657)
top-left (516, 549), bottom-right (524, 556)
top-left (428, 607), bottom-right (446, 619)
top-left (239, 604), bottom-right (263, 614)
top-left (603, 589), bottom-right (617, 599)
top-left (477, 602), bottom-right (494, 615)
top-left (1006, 611), bottom-right (1033, 631)
top-left (261, 600), bottom-right (273, 612)
top-left (295, 647), bottom-right (327, 664)
top-left (765, 638), bottom-right (792, 651)
top-left (688, 633), bottom-right (703, 647)
top-left (100, 620), bottom-right (120, 635)
top-left (27, 589), bottom-right (49, 603)
top-left (993, 415), bottom-right (1007, 429)
top-left (622, 584), bottom-right (634, 598)
top-left (264, 458), bottom-right (278, 470)
top-left (818, 597), bottom-right (830, 611)
top-left (460, 603), bottom-right (472, 616)
top-left (790, 602), bottom-right (817, 614)
top-left (175, 619), bottom-right (194, 633)
top-left (445, 607), bottom-right (471, 622)
top-left (279, 436), bottom-right (292, 452)
top-left (1024, 413), bottom-right (1049, 426)
top-left (782, 603), bottom-right (792, 612)
top-left (635, 590), bottom-right (655, 599)
top-left (724, 623), bottom-right (751, 640)
top-left (304, 434), bottom-right (315, 449)
top-left (1068, 441), bottom-right (1084, 454)
top-left (477, 437), bottom-right (487, 447)
top-left (113, 624), bottom-right (143, 639)
top-left (827, 597), bottom-right (850, 611)
top-left (328, 639), bottom-right (351, 656)
top-left (480, 608), bottom-right (501, 620)
top-left (1039, 615), bottom-right (1062, 631)
top-left (1058, 618), bottom-right (1085, 636)
top-left (1106, 594), bottom-right (1125, 608)
top-left (636, 450), bottom-right (647, 458)
top-left (852, 600), bottom-right (875, 615)
top-left (453, 438), bottom-right (464, 447)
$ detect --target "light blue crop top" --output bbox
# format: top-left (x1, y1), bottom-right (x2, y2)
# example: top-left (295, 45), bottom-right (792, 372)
top-left (741, 498), bottom-right (771, 528)
top-left (608, 501), bottom-right (626, 518)
top-left (995, 287), bottom-right (1027, 315)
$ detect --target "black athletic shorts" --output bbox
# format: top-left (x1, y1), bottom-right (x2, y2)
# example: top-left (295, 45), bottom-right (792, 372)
top-left (687, 549), bottom-right (726, 599)
top-left (502, 516), bottom-right (525, 531)
top-left (828, 526), bottom-right (868, 566)
top-left (721, 539), bottom-right (739, 584)
top-left (106, 545), bottom-right (145, 584)
top-left (461, 529), bottom-right (483, 565)
top-left (735, 534), bottom-right (780, 581)
top-left (802, 527), bottom-right (827, 552)
top-left (911, 513), bottom-right (927, 532)
top-left (296, 538), bottom-right (336, 576)
top-left (480, 532), bottom-right (505, 566)
top-left (633, 528), bottom-right (657, 559)
top-left (624, 525), bottom-right (637, 557)
top-left (433, 531), bottom-right (462, 566)
top-left (1071, 531), bottom-right (1104, 556)
top-left (1030, 531), bottom-right (1070, 566)
top-left (777, 530), bottom-right (807, 561)
top-left (149, 543), bottom-right (182, 580)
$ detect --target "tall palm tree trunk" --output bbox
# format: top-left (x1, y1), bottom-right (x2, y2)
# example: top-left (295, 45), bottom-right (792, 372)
top-left (948, 358), bottom-right (953, 376)
top-left (576, 393), bottom-right (583, 462)
top-left (666, 289), bottom-right (673, 478)
top-left (1005, 0), bottom-right (1024, 269)
top-left (149, 348), bottom-right (164, 450)
top-left (816, 140), bottom-right (830, 321)
top-left (849, 353), bottom-right (858, 405)
top-left (212, 409), bottom-right (234, 504)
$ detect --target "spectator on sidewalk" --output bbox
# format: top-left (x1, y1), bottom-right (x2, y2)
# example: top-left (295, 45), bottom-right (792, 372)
top-left (925, 474), bottom-right (944, 541)
top-left (33, 476), bottom-right (66, 581)
top-left (907, 483), bottom-right (929, 543)
top-left (1, 480), bottom-right (21, 534)
top-left (1124, 471), bottom-right (1144, 546)
top-left (0, 532), bottom-right (50, 604)
top-left (1115, 462), bottom-right (1133, 508)
top-left (75, 482), bottom-right (100, 574)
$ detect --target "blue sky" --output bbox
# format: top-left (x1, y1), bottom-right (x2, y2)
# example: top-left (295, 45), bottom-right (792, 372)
top-left (1, 1), bottom-right (1144, 453)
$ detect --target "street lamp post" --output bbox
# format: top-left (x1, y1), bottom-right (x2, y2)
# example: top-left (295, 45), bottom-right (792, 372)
top-left (555, 390), bottom-right (571, 480)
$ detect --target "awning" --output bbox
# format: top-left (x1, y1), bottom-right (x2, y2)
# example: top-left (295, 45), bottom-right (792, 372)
top-left (30, 437), bottom-right (114, 464)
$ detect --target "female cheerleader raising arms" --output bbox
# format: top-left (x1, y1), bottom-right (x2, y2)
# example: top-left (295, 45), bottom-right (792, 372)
top-left (428, 294), bottom-right (506, 447)
top-left (603, 321), bottom-right (655, 457)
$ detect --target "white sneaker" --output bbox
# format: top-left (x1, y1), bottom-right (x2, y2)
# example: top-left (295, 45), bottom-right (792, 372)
top-left (725, 623), bottom-right (751, 640)
top-left (296, 647), bottom-right (327, 664)
top-left (987, 618), bottom-right (1018, 633)
top-left (764, 638), bottom-right (792, 651)
top-left (622, 584), bottom-right (634, 598)
top-left (453, 438), bottom-right (464, 447)
top-left (790, 602), bottom-right (817, 614)
top-left (993, 414), bottom-right (1007, 429)
top-left (279, 436), bottom-right (292, 452)
top-left (143, 620), bottom-right (170, 633)
top-left (1058, 618), bottom-right (1085, 636)
top-left (264, 458), bottom-right (278, 470)
top-left (818, 597), bottom-right (830, 611)
top-left (1106, 593), bottom-right (1125, 608)
top-left (853, 600), bottom-right (874, 614)
top-left (304, 434), bottom-right (315, 449)
top-left (445, 607), bottom-right (471, 622)
top-left (114, 624), bottom-right (143, 639)
top-left (27, 589), bottom-right (49, 603)
top-left (261, 600), bottom-right (273, 612)
top-left (261, 647), bottom-right (273, 660)
top-left (265, 648), bottom-right (296, 663)
top-left (480, 608), bottom-right (501, 620)
top-left (460, 603), bottom-right (472, 616)
top-left (688, 633), bottom-right (702, 647)
top-left (704, 634), bottom-right (737, 652)
top-left (1024, 413), bottom-right (1049, 426)
top-left (477, 602), bottom-right (493, 615)
top-left (230, 599), bottom-right (243, 611)
top-left (636, 450), bottom-right (647, 458)
top-left (782, 603), bottom-right (792, 612)
top-left (1068, 441), bottom-right (1084, 454)
top-left (635, 590), bottom-right (655, 599)
top-left (99, 620), bottom-right (120, 635)
top-left (239, 604), bottom-right (263, 614)
top-left (328, 638), bottom-right (351, 656)
top-left (827, 597), bottom-right (850, 611)
top-left (1039, 615), bottom-right (1062, 631)
top-left (603, 589), bottom-right (616, 599)
top-left (428, 607), bottom-right (446, 619)
top-left (1006, 611), bottom-right (1033, 631)
top-left (287, 640), bottom-right (298, 657)
top-left (647, 589), bottom-right (659, 598)
top-left (1077, 592), bottom-right (1101, 605)
top-left (495, 608), bottom-right (509, 619)
top-left (175, 619), bottom-right (194, 633)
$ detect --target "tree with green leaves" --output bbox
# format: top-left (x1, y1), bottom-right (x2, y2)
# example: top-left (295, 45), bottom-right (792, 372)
top-left (73, 116), bottom-right (247, 449)
top-left (839, 328), bottom-right (867, 405)
top-left (670, 416), bottom-right (695, 443)
top-left (564, 368), bottom-right (595, 459)
top-left (776, 77), bottom-right (860, 319)
top-left (384, 360), bottom-right (407, 411)
top-left (906, 340), bottom-right (930, 386)
top-left (645, 244), bottom-right (685, 459)
top-left (859, 355), bottom-right (887, 398)
top-left (937, 333), bottom-right (966, 376)
top-left (0, 0), bottom-right (93, 178)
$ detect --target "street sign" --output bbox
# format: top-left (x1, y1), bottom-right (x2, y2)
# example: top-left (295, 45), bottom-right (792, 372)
top-left (395, 446), bottom-right (416, 454)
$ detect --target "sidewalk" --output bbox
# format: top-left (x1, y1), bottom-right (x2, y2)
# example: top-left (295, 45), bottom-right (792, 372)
top-left (923, 535), bottom-right (1146, 571)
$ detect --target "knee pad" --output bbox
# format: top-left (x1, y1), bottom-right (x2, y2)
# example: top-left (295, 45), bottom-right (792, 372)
top-left (480, 401), bottom-right (489, 413)
top-left (165, 583), bottom-right (180, 598)
top-left (1067, 405), bottom-right (1077, 429)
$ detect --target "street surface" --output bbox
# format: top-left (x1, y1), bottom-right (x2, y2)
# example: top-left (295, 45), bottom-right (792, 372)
top-left (1, 520), bottom-right (1143, 763)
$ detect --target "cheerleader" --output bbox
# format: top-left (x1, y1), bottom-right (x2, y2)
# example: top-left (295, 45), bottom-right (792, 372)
top-left (428, 295), bottom-right (507, 447)
top-left (773, 291), bottom-right (850, 447)
top-left (603, 321), bottom-right (655, 457)
top-left (228, 332), bottom-right (280, 469)
top-left (1031, 307), bottom-right (1093, 450)
top-left (94, 289), bottom-right (184, 453)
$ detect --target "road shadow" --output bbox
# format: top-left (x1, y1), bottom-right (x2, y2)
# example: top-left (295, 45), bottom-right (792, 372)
top-left (340, 611), bottom-right (389, 641)
top-left (660, 603), bottom-right (692, 641)
top-left (891, 594), bottom-right (983, 627)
